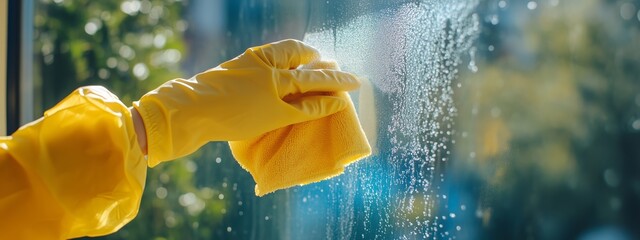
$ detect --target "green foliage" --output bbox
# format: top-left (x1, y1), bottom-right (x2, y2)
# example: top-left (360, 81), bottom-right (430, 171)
top-left (33, 1), bottom-right (241, 239)
top-left (34, 0), bottom-right (185, 113)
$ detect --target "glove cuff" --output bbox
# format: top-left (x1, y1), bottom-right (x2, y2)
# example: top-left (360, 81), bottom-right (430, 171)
top-left (133, 97), bottom-right (171, 167)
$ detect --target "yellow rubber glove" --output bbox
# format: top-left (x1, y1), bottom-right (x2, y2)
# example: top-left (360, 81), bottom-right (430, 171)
top-left (229, 59), bottom-right (372, 196)
top-left (0, 86), bottom-right (146, 239)
top-left (134, 39), bottom-right (361, 166)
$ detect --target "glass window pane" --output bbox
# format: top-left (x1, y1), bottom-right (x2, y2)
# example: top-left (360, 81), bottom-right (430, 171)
top-left (27, 0), bottom-right (640, 239)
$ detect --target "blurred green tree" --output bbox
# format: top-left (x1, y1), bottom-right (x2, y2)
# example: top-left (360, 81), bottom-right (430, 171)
top-left (33, 0), bottom-right (237, 239)
top-left (35, 1), bottom-right (307, 239)
top-left (454, 0), bottom-right (640, 239)
top-left (34, 0), bottom-right (185, 112)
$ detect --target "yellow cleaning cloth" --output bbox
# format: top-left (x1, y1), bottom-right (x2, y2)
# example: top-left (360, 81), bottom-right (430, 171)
top-left (229, 60), bottom-right (372, 196)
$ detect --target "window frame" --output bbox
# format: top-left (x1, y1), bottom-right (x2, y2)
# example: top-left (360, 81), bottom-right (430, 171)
top-left (5, 0), bottom-right (34, 135)
top-left (1, 0), bottom-right (7, 135)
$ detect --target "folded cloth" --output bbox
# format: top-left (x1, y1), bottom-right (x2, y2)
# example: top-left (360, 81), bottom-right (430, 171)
top-left (229, 60), bottom-right (372, 196)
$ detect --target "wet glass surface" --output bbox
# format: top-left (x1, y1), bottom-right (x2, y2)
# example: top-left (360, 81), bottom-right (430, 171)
top-left (28, 0), bottom-right (640, 239)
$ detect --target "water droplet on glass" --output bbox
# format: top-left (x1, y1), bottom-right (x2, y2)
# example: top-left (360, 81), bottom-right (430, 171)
top-left (498, 1), bottom-right (507, 8)
top-left (160, 173), bottom-right (170, 183)
top-left (302, 2), bottom-right (480, 237)
top-left (490, 15), bottom-right (499, 25)
top-left (227, 227), bottom-right (232, 232)
top-left (604, 169), bottom-right (620, 187)
top-left (156, 187), bottom-right (167, 199)
top-left (179, 192), bottom-right (197, 206)
top-left (620, 3), bottom-right (637, 20)
top-left (185, 160), bottom-right (197, 172)
top-left (468, 61), bottom-right (478, 72)
top-left (527, 1), bottom-right (538, 10)
top-left (218, 193), bottom-right (225, 200)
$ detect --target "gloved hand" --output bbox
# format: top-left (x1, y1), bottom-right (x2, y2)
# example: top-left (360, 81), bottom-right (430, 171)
top-left (133, 39), bottom-right (361, 166)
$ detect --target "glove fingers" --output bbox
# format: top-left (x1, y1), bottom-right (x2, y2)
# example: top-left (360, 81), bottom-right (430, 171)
top-left (287, 95), bottom-right (349, 121)
top-left (302, 59), bottom-right (340, 70)
top-left (250, 39), bottom-right (321, 70)
top-left (277, 69), bottom-right (361, 98)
